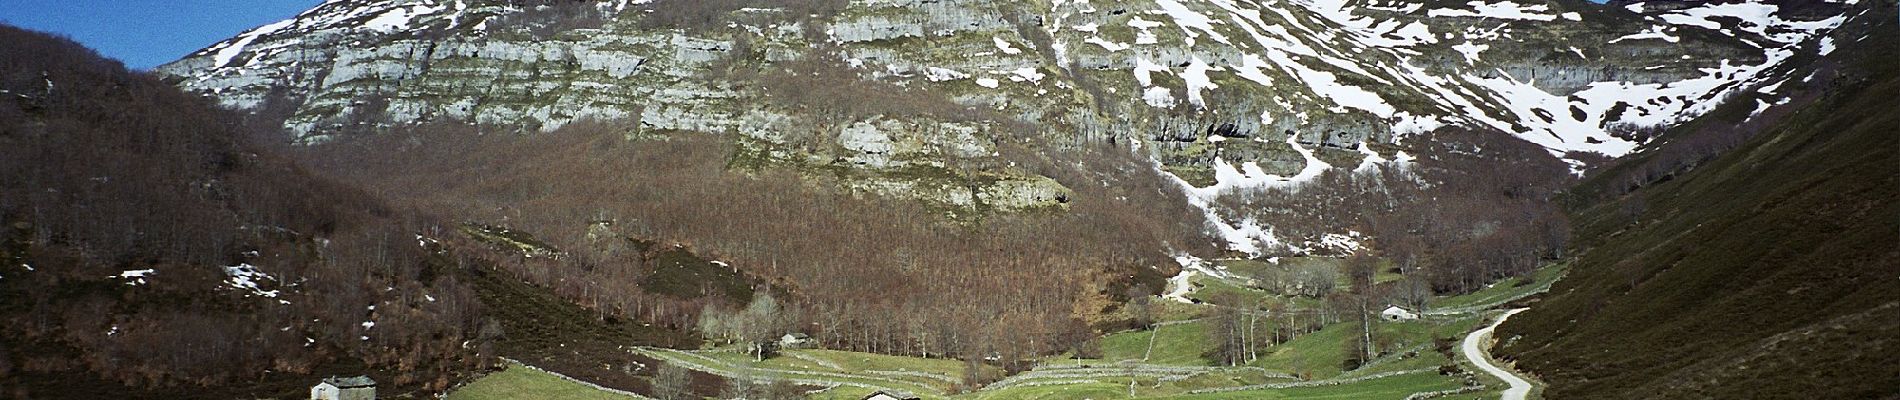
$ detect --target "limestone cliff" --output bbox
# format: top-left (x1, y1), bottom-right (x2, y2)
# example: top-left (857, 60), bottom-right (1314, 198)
top-left (156, 0), bottom-right (1867, 252)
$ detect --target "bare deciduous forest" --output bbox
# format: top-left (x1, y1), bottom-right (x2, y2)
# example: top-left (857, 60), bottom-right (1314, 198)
top-left (1213, 129), bottom-right (1573, 294)
top-left (0, 26), bottom-right (489, 395)
top-left (295, 120), bottom-right (1214, 370)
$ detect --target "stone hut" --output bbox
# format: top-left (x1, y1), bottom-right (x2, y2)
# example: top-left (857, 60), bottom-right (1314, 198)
top-left (311, 375), bottom-right (375, 400)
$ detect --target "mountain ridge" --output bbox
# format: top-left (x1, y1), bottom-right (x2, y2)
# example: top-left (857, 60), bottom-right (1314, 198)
top-left (154, 0), bottom-right (1870, 256)
top-left (1497, 4), bottom-right (1900, 397)
top-left (156, 0), bottom-right (1861, 153)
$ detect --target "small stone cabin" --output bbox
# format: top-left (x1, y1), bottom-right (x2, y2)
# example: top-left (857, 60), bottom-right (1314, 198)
top-left (862, 390), bottom-right (921, 400)
top-left (779, 332), bottom-right (814, 349)
top-left (1381, 305), bottom-right (1420, 321)
top-left (311, 375), bottom-right (376, 400)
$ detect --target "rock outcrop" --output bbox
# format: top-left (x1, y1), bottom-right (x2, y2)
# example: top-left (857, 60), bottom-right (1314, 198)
top-left (155, 0), bottom-right (1867, 238)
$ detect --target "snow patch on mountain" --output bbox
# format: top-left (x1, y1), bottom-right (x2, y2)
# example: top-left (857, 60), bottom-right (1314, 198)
top-left (925, 67), bottom-right (969, 82)
top-left (1426, 1), bottom-right (1558, 21)
top-left (1162, 134), bottom-right (1340, 255)
top-left (1087, 36), bottom-right (1130, 52)
top-left (1611, 26), bottom-right (1680, 43)
top-left (156, 0), bottom-right (1870, 259)
top-left (1143, 87), bottom-right (1176, 108)
top-left (1179, 57), bottom-right (1219, 107)
top-left (1152, 0), bottom-right (1230, 47)
top-left (117, 269), bottom-right (156, 285)
top-left (1354, 142), bottom-right (1387, 173)
top-left (211, 19), bottom-right (295, 68)
top-left (993, 36), bottom-right (1023, 55)
top-left (168, 0), bottom-right (1854, 159)
top-left (1264, 51), bottom-right (1394, 118)
top-left (364, 2), bottom-right (447, 32)
top-left (223, 263), bottom-right (282, 298)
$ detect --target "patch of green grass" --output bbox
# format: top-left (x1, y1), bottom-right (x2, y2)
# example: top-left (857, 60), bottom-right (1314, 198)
top-left (1099, 327), bottom-right (1155, 362)
top-left (1099, 320), bottom-right (1214, 366)
top-left (444, 247), bottom-right (1528, 400)
top-left (1185, 275), bottom-right (1269, 307)
top-left (1213, 259), bottom-right (1274, 277)
top-left (1163, 165), bottom-right (1216, 187)
top-left (794, 349), bottom-right (971, 379)
top-left (1253, 321), bottom-right (1353, 379)
top-left (1226, 256), bottom-right (1376, 292)
top-left (1431, 263), bottom-right (1566, 311)
top-left (808, 385), bottom-right (880, 400)
top-left (965, 380), bottom-right (1133, 400)
top-left (1171, 372), bottom-right (1465, 400)
top-left (1154, 369), bottom-right (1292, 394)
top-left (1183, 282), bottom-right (1325, 325)
top-left (1253, 312), bottom-right (1483, 380)
top-left (1372, 267), bottom-right (1405, 285)
top-left (641, 348), bottom-right (950, 396)
top-left (447, 362), bottom-right (637, 400)
top-left (450, 269), bottom-right (1507, 400)
top-left (1148, 299), bottom-right (1213, 322)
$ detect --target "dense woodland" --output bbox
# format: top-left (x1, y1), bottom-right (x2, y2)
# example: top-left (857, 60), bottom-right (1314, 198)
top-left (1213, 129), bottom-right (1573, 295)
top-left (0, 26), bottom-right (490, 396)
top-left (294, 120), bottom-right (1213, 371)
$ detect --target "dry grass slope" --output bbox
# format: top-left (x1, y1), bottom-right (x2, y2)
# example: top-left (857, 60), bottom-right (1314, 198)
top-left (1498, 9), bottom-right (1900, 399)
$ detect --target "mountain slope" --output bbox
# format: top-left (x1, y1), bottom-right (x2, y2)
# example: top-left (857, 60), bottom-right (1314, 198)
top-left (0, 24), bottom-right (490, 398)
top-left (153, 0), bottom-right (1866, 255)
top-left (156, 0), bottom-right (1848, 155)
top-left (1495, 6), bottom-right (1900, 398)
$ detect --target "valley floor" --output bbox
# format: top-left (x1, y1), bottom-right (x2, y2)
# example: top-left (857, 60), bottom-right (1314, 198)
top-left (449, 261), bottom-right (1562, 399)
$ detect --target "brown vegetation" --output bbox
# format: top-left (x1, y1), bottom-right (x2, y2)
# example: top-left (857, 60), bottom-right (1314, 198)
top-left (0, 25), bottom-right (489, 397)
top-left (1593, 83), bottom-right (1826, 199)
top-left (1500, 16), bottom-right (1900, 398)
top-left (637, 0), bottom-right (848, 35)
top-left (489, 0), bottom-right (621, 38)
top-left (1214, 129), bottom-right (1573, 294)
top-left (294, 117), bottom-right (1213, 366)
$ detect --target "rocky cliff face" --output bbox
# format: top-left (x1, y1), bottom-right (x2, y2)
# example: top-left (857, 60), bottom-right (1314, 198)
top-left (157, 0), bottom-right (1867, 253)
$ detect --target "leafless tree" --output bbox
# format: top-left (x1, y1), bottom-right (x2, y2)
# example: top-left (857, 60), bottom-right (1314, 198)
top-left (651, 363), bottom-right (692, 400)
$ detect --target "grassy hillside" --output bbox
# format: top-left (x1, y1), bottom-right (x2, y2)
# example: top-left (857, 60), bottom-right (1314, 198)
top-left (1496, 10), bottom-right (1900, 399)
top-left (448, 361), bottom-right (642, 400)
top-left (456, 260), bottom-right (1573, 399)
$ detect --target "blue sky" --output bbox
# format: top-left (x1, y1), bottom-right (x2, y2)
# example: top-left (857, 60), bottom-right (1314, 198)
top-left (1, 1), bottom-right (322, 70)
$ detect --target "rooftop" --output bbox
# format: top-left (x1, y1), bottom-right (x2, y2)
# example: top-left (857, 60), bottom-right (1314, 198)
top-left (323, 375), bottom-right (376, 388)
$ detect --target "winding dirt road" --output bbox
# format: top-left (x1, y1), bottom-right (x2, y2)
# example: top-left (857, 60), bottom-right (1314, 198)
top-left (1463, 308), bottom-right (1532, 400)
